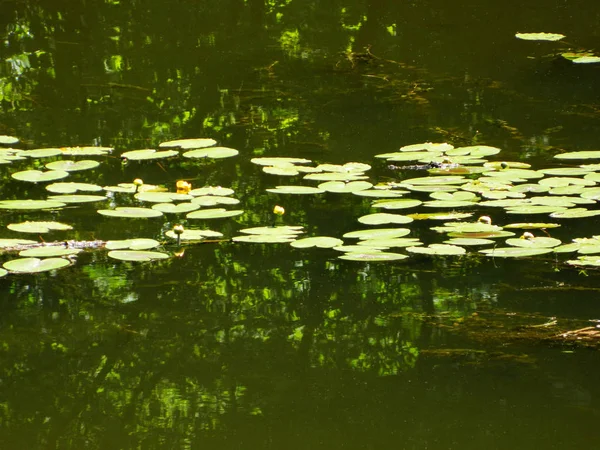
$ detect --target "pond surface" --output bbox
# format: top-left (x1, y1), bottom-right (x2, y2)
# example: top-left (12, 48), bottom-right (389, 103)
top-left (1, 1), bottom-right (600, 449)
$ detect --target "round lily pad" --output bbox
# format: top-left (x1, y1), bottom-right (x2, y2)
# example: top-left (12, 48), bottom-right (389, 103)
top-left (12, 169), bottom-right (69, 183)
top-left (407, 212), bottom-right (473, 221)
top-left (549, 208), bottom-right (600, 219)
top-left (372, 199), bottom-right (423, 210)
top-left (20, 148), bottom-right (62, 158)
top-left (3, 257), bottom-right (71, 273)
top-left (358, 213), bottom-right (413, 225)
top-left (97, 207), bottom-right (163, 218)
top-left (47, 194), bottom-right (107, 203)
top-left (105, 239), bottom-right (161, 250)
top-left (152, 202), bottom-right (200, 214)
top-left (0, 239), bottom-right (37, 248)
top-left (121, 149), bottom-right (179, 160)
top-left (406, 244), bottom-right (466, 255)
top-left (107, 250), bottom-right (170, 261)
top-left (402, 176), bottom-right (466, 185)
top-left (266, 186), bottom-right (325, 195)
top-left (318, 181), bottom-right (373, 193)
top-left (555, 150), bottom-right (600, 160)
top-left (0, 268), bottom-right (6, 277)
top-left (352, 189), bottom-right (405, 198)
top-left (303, 173), bottom-right (368, 181)
top-left (191, 195), bottom-right (240, 206)
top-left (262, 165), bottom-right (299, 176)
top-left (515, 32), bottom-right (565, 41)
top-left (232, 235), bottom-right (297, 243)
top-left (45, 159), bottom-right (100, 172)
top-left (7, 221), bottom-right (73, 233)
top-left (357, 238), bottom-right (422, 248)
top-left (251, 157), bottom-right (312, 166)
top-left (503, 223), bottom-right (561, 229)
top-left (60, 146), bottom-right (113, 156)
top-left (0, 135), bottom-right (19, 145)
top-left (479, 247), bottom-right (553, 257)
top-left (338, 252), bottom-right (408, 262)
top-left (333, 245), bottom-right (387, 252)
top-left (443, 238), bottom-right (495, 246)
top-left (189, 186), bottom-right (235, 197)
top-left (183, 147), bottom-right (239, 159)
top-left (343, 228), bottom-right (411, 240)
top-left (159, 138), bottom-right (217, 149)
top-left (19, 247), bottom-right (81, 257)
top-left (165, 229), bottom-right (223, 241)
top-left (400, 142), bottom-right (454, 152)
top-left (505, 237), bottom-right (562, 248)
top-left (0, 200), bottom-right (66, 210)
top-left (446, 145), bottom-right (501, 157)
top-left (567, 256), bottom-right (600, 267)
top-left (290, 236), bottom-right (344, 248)
top-left (239, 226), bottom-right (303, 236)
top-left (46, 182), bottom-right (103, 193)
top-left (186, 209), bottom-right (244, 219)
top-left (135, 192), bottom-right (193, 203)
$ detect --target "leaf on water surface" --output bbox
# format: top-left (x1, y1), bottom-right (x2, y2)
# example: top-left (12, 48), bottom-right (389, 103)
top-left (318, 180), bottom-right (373, 193)
top-left (503, 223), bottom-right (561, 229)
top-left (290, 236), bottom-right (344, 248)
top-left (105, 239), bottom-right (161, 250)
top-left (191, 195), bottom-right (240, 206)
top-left (12, 169), bottom-right (69, 183)
top-left (165, 229), bottom-right (223, 241)
top-left (443, 238), bottom-right (495, 246)
top-left (549, 208), bottom-right (600, 219)
top-left (7, 221), bottom-right (73, 233)
top-left (567, 256), bottom-right (600, 267)
top-left (46, 182), bottom-right (103, 193)
top-left (232, 235), bottom-right (297, 243)
top-left (135, 192), bottom-right (193, 203)
top-left (446, 145), bottom-right (501, 157)
top-left (515, 32), bottom-right (565, 41)
top-left (186, 208), bottom-right (244, 219)
top-left (358, 213), bottom-right (413, 225)
top-left (251, 157), bottom-right (312, 166)
top-left (152, 202), bottom-right (200, 214)
top-left (183, 147), bottom-right (239, 159)
top-left (0, 238), bottom-right (37, 248)
top-left (555, 150), bottom-right (600, 160)
top-left (376, 150), bottom-right (444, 161)
top-left (357, 238), bottom-right (422, 248)
top-left (372, 199), bottom-right (423, 210)
top-left (343, 228), bottom-right (411, 240)
top-left (406, 244), bottom-right (466, 256)
top-left (0, 268), bottom-right (6, 277)
top-left (262, 165), bottom-right (300, 176)
top-left (97, 207), bottom-right (163, 218)
top-left (19, 148), bottom-right (63, 158)
top-left (189, 186), bottom-right (235, 197)
top-left (45, 159), bottom-right (100, 172)
top-left (0, 135), bottom-right (19, 145)
top-left (59, 146), bottom-right (113, 156)
top-left (333, 245), bottom-right (386, 252)
top-left (19, 247), bottom-right (82, 257)
top-left (352, 189), bottom-right (405, 198)
top-left (121, 149), bottom-right (179, 160)
top-left (479, 247), bottom-right (553, 258)
top-left (399, 142), bottom-right (454, 152)
top-left (0, 200), bottom-right (66, 210)
top-left (107, 250), bottom-right (170, 262)
top-left (539, 167), bottom-right (592, 176)
top-left (47, 194), bottom-right (107, 203)
top-left (338, 252), bottom-right (408, 262)
top-left (266, 185), bottom-right (325, 195)
top-left (303, 172), bottom-right (368, 181)
top-left (3, 257), bottom-right (71, 273)
top-left (505, 237), bottom-right (562, 248)
top-left (159, 138), bottom-right (217, 149)
top-left (402, 176), bottom-right (466, 186)
top-left (239, 226), bottom-right (303, 236)
top-left (407, 212), bottom-right (473, 221)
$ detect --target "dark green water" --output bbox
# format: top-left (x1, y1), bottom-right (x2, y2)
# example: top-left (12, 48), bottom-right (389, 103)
top-left (1, 1), bottom-right (600, 449)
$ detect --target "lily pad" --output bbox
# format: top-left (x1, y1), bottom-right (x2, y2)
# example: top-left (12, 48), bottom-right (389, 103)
top-left (121, 149), bottom-right (179, 160)
top-left (46, 182), bottom-right (103, 193)
top-left (165, 229), bottom-right (223, 241)
top-left (539, 167), bottom-right (592, 176)
top-left (549, 208), bottom-right (600, 219)
top-left (60, 146), bottom-right (113, 156)
top-left (239, 226), bottom-right (303, 236)
top-left (186, 209), bottom-right (244, 219)
top-left (503, 223), bottom-right (561, 229)
top-left (357, 238), bottom-right (422, 248)
top-left (189, 186), bottom-right (235, 197)
top-left (443, 238), bottom-right (495, 246)
top-left (407, 212), bottom-right (473, 221)
top-left (399, 142), bottom-right (454, 152)
top-left (107, 250), bottom-right (170, 261)
top-left (183, 147), bottom-right (239, 159)
top-left (45, 159), bottom-right (100, 172)
top-left (0, 135), bottom-right (19, 145)
top-left (445, 145), bottom-right (501, 157)
top-left (555, 150), bottom-right (600, 160)
top-left (0, 239), bottom-right (37, 248)
top-left (515, 32), bottom-right (565, 41)
top-left (567, 256), bottom-right (600, 267)
top-left (333, 245), bottom-right (386, 252)
top-left (47, 194), bottom-right (107, 203)
top-left (12, 169), bottom-right (69, 183)
top-left (19, 247), bottom-right (81, 257)
top-left (191, 195), bottom-right (240, 206)
top-left (159, 138), bottom-right (217, 149)
top-left (232, 235), bottom-right (297, 243)
top-left (105, 239), bottom-right (161, 250)
top-left (19, 148), bottom-right (62, 158)
top-left (372, 199), bottom-right (423, 210)
top-left (97, 207), bottom-right (163, 218)
top-left (406, 244), bottom-right (466, 255)
top-left (263, 165), bottom-right (300, 176)
top-left (318, 181), bottom-right (373, 193)
top-left (251, 157), bottom-right (312, 166)
top-left (505, 237), bottom-right (562, 248)
top-left (7, 221), bottom-right (73, 233)
top-left (0, 268), bottom-right (6, 277)
top-left (290, 236), bottom-right (344, 248)
top-left (0, 200), bottom-right (66, 210)
top-left (152, 202), bottom-right (200, 214)
top-left (352, 189), bottom-right (405, 198)
top-left (343, 228), bottom-right (411, 240)
top-left (303, 172), bottom-right (368, 181)
top-left (266, 185), bottom-right (325, 195)
top-left (135, 192), bottom-right (193, 203)
top-left (402, 176), bottom-right (466, 185)
top-left (479, 247), bottom-right (553, 258)
top-left (358, 213), bottom-right (413, 225)
top-left (338, 252), bottom-right (408, 262)
top-left (3, 257), bottom-right (71, 273)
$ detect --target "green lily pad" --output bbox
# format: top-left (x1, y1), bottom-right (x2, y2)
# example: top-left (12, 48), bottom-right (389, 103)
top-left (316, 162), bottom-right (371, 173)
top-left (45, 159), bottom-right (100, 172)
top-left (121, 149), bottom-right (179, 160)
top-left (549, 208), bottom-right (600, 219)
top-left (338, 252), bottom-right (408, 262)
top-left (505, 206), bottom-right (568, 214)
top-left (232, 235), bottom-right (297, 243)
top-left (152, 202), bottom-right (200, 214)
top-left (266, 185), bottom-right (325, 195)
top-left (0, 200), bottom-right (66, 210)
top-left (447, 230), bottom-right (515, 239)
top-left (400, 142), bottom-right (454, 152)
top-left (538, 177), bottom-right (595, 187)
top-left (0, 135), bottom-right (19, 145)
top-left (303, 172), bottom-right (368, 181)
top-left (0, 239), bottom-right (37, 248)
top-left (403, 184), bottom-right (458, 193)
top-left (333, 245), bottom-right (386, 252)
top-left (186, 208), bottom-right (244, 219)
top-left (318, 181), bottom-right (373, 193)
top-left (47, 194), bottom-right (107, 203)
top-left (105, 239), bottom-right (161, 250)
top-left (107, 250), bottom-right (170, 261)
top-left (343, 228), bottom-right (411, 240)
top-left (571, 56), bottom-right (600, 64)
top-left (503, 223), bottom-right (561, 229)
top-left (97, 207), bottom-right (163, 218)
top-left (555, 150), bottom-right (600, 160)
top-left (3, 257), bottom-right (71, 273)
top-left (135, 192), bottom-right (193, 203)
top-left (46, 182), bottom-right (103, 193)
top-left (406, 244), bottom-right (466, 255)
top-left (12, 169), bottom-right (69, 183)
top-left (352, 189), bottom-right (405, 198)
top-left (372, 199), bottom-right (423, 210)
top-left (7, 221), bottom-right (73, 233)
top-left (402, 176), bottom-right (466, 185)
top-left (510, 184), bottom-right (549, 193)
top-left (165, 229), bottom-right (223, 241)
top-left (407, 212), bottom-right (473, 221)
top-left (159, 138), bottom-right (217, 149)
top-left (515, 32), bottom-right (565, 41)
top-left (431, 222), bottom-right (502, 234)
top-left (539, 167), bottom-right (592, 176)
top-left (290, 236), bottom-right (344, 248)
top-left (486, 169), bottom-right (543, 180)
top-left (484, 161), bottom-right (531, 170)
top-left (263, 165), bottom-right (300, 176)
top-left (505, 237), bottom-right (561, 248)
top-left (376, 150), bottom-right (443, 161)
top-left (183, 147), bottom-right (239, 159)
top-left (357, 238), bottom-right (422, 248)
top-left (548, 186), bottom-right (587, 196)
top-left (443, 238), bottom-right (495, 246)
top-left (189, 186), bottom-right (235, 197)
top-left (19, 148), bottom-right (62, 158)
top-left (0, 268), bottom-right (6, 277)
top-left (567, 256), bottom-right (600, 267)
top-left (239, 226), bottom-right (303, 236)
top-left (479, 247), bottom-right (553, 257)
top-left (191, 195), bottom-right (240, 206)
top-left (445, 145), bottom-right (501, 157)
top-left (358, 213), bottom-right (413, 225)
top-left (60, 146), bottom-right (113, 156)
top-left (19, 247), bottom-right (81, 257)
top-left (251, 157), bottom-right (312, 166)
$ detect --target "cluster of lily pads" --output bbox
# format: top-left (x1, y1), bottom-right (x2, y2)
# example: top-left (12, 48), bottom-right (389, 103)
top-left (3, 133), bottom-right (600, 275)
top-left (515, 32), bottom-right (600, 64)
